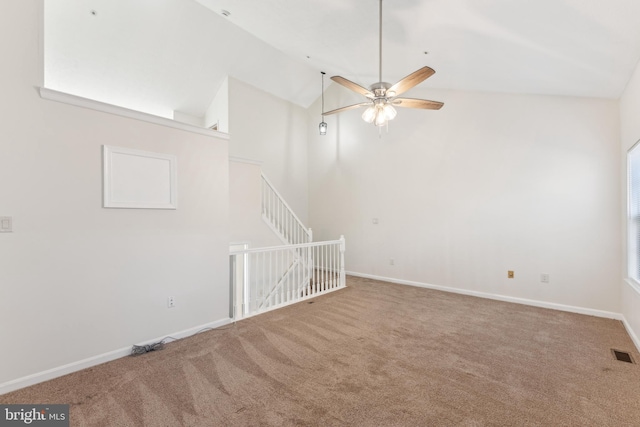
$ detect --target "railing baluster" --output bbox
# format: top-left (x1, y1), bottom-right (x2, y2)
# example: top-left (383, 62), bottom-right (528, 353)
top-left (275, 249), bottom-right (279, 307)
top-left (279, 198), bottom-right (282, 234)
top-left (330, 244), bottom-right (334, 289)
top-left (280, 249), bottom-right (285, 304)
top-left (292, 249), bottom-right (296, 301)
top-left (290, 249), bottom-right (294, 302)
top-left (251, 253), bottom-right (256, 314)
top-left (325, 244), bottom-right (328, 292)
top-left (331, 245), bottom-right (338, 288)
top-left (319, 245), bottom-right (322, 291)
top-left (250, 253), bottom-right (255, 314)
top-left (329, 244), bottom-right (333, 289)
top-left (256, 252), bottom-right (266, 311)
top-left (267, 186), bottom-right (271, 222)
top-left (336, 243), bottom-right (339, 287)
top-left (321, 244), bottom-right (325, 292)
top-left (324, 246), bottom-right (331, 290)
top-left (325, 245), bottom-right (329, 291)
top-left (265, 251), bottom-right (269, 308)
top-left (336, 244), bottom-right (339, 287)
top-left (259, 251), bottom-right (264, 310)
top-left (298, 247), bottom-right (303, 297)
top-left (255, 252), bottom-right (259, 312)
top-left (286, 208), bottom-right (290, 242)
top-left (330, 244), bottom-right (333, 289)
top-left (329, 244), bottom-right (333, 290)
top-left (312, 246), bottom-right (316, 294)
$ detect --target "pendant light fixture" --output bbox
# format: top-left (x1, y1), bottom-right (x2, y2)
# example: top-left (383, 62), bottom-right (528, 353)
top-left (319, 71), bottom-right (327, 135)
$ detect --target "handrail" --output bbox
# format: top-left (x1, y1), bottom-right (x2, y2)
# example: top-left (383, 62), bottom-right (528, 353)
top-left (230, 238), bottom-right (343, 255)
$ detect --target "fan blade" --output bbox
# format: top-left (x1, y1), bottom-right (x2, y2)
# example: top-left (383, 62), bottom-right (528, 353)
top-left (324, 103), bottom-right (371, 116)
top-left (331, 76), bottom-right (374, 98)
top-left (392, 98), bottom-right (443, 110)
top-left (387, 66), bottom-right (435, 97)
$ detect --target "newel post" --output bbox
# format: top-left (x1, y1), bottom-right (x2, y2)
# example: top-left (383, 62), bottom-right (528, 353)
top-left (339, 235), bottom-right (346, 287)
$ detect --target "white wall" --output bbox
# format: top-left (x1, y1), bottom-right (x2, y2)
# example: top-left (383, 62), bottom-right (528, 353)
top-left (0, 0), bottom-right (230, 392)
top-left (619, 59), bottom-right (640, 346)
top-left (309, 83), bottom-right (621, 313)
top-left (229, 78), bottom-right (309, 224)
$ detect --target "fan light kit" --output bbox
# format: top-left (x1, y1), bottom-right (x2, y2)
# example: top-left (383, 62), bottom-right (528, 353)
top-left (323, 0), bottom-right (443, 128)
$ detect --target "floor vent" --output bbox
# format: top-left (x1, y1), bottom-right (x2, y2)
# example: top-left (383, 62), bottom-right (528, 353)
top-left (612, 349), bottom-right (635, 364)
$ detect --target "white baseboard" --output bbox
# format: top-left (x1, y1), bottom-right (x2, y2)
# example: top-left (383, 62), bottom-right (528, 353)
top-left (621, 317), bottom-right (640, 353)
top-left (346, 271), bottom-right (624, 320)
top-left (0, 317), bottom-right (233, 396)
top-left (350, 270), bottom-right (640, 352)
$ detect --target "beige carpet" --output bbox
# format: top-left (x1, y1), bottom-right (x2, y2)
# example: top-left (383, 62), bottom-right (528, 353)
top-left (3, 276), bottom-right (640, 426)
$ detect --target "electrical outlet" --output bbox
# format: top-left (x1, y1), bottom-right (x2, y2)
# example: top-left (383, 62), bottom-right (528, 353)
top-left (0, 217), bottom-right (12, 233)
top-left (541, 274), bottom-right (550, 283)
top-left (167, 296), bottom-right (175, 308)
top-left (390, 258), bottom-right (395, 265)
top-left (507, 270), bottom-right (514, 279)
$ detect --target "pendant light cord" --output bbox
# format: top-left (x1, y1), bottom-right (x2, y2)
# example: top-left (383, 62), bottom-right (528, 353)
top-left (379, 0), bottom-right (382, 82)
top-left (321, 71), bottom-right (325, 118)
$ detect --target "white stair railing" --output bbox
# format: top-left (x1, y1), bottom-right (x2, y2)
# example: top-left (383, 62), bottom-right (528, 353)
top-left (261, 173), bottom-right (312, 245)
top-left (258, 256), bottom-right (306, 310)
top-left (229, 236), bottom-right (346, 319)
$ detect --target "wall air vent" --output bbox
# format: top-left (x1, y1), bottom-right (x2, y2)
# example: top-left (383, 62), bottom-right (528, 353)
top-left (611, 349), bottom-right (635, 364)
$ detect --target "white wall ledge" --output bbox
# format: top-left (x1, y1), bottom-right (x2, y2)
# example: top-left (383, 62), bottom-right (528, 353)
top-left (229, 156), bottom-right (263, 165)
top-left (39, 87), bottom-right (230, 140)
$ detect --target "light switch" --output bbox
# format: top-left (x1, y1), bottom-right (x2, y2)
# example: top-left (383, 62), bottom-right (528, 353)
top-left (0, 217), bottom-right (12, 233)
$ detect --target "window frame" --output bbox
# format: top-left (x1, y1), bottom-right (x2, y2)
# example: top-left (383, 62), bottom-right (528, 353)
top-left (627, 139), bottom-right (640, 290)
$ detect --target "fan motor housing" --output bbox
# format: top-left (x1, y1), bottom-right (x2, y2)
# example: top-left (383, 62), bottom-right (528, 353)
top-left (369, 82), bottom-right (392, 98)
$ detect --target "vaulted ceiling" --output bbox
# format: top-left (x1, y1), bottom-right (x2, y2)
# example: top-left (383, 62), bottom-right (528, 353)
top-left (45, 0), bottom-right (640, 119)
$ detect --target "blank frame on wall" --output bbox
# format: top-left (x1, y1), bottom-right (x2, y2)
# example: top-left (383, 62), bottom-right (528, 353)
top-left (103, 145), bottom-right (178, 209)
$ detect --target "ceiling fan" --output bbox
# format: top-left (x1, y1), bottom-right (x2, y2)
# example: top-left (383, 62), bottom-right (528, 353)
top-left (323, 0), bottom-right (443, 127)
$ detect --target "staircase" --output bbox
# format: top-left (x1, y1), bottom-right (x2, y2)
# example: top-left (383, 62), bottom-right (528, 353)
top-left (229, 173), bottom-right (345, 319)
top-left (261, 173), bottom-right (312, 245)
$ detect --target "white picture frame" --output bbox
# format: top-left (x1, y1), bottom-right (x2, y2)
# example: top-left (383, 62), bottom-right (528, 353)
top-left (103, 145), bottom-right (178, 209)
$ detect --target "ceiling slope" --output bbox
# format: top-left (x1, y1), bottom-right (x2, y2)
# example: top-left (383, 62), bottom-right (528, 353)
top-left (45, 0), bottom-right (640, 119)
